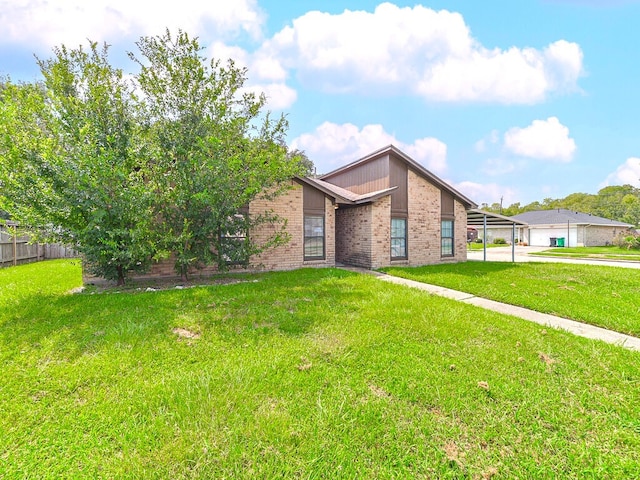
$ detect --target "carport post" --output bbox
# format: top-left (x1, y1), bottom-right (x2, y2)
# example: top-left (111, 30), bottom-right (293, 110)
top-left (483, 214), bottom-right (487, 262)
top-left (512, 222), bottom-right (515, 262)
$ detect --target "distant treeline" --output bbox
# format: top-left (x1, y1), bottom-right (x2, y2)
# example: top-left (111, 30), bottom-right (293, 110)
top-left (481, 185), bottom-right (640, 227)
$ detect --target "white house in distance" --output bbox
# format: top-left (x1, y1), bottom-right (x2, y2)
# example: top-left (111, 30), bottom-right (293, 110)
top-left (511, 209), bottom-right (634, 247)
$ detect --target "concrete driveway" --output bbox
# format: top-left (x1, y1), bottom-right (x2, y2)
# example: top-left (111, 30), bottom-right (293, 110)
top-left (466, 245), bottom-right (640, 269)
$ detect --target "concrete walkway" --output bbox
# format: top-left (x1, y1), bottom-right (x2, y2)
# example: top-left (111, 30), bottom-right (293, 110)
top-left (356, 269), bottom-right (640, 352)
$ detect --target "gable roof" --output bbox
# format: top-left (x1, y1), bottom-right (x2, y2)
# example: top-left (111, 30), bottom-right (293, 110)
top-left (319, 144), bottom-right (477, 209)
top-left (511, 209), bottom-right (633, 227)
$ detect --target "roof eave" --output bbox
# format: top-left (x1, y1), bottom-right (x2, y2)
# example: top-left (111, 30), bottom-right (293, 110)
top-left (294, 176), bottom-right (355, 204)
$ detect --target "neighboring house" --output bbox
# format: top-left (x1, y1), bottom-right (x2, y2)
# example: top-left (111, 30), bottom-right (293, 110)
top-left (118, 145), bottom-right (476, 281)
top-left (511, 209), bottom-right (634, 247)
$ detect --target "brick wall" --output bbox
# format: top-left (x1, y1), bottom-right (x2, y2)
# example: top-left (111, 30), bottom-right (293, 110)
top-left (334, 171), bottom-right (469, 269)
top-left (335, 196), bottom-right (392, 269)
top-left (370, 196), bottom-right (392, 269)
top-left (453, 200), bottom-right (468, 262)
top-left (250, 182), bottom-right (335, 270)
top-left (335, 204), bottom-right (373, 268)
top-left (583, 225), bottom-right (632, 247)
top-left (405, 170), bottom-right (440, 265)
top-left (403, 170), bottom-right (467, 265)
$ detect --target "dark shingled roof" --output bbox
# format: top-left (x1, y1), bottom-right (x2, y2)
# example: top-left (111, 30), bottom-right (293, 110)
top-left (511, 209), bottom-right (633, 227)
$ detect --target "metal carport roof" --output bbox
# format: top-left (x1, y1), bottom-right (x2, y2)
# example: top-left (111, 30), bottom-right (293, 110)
top-left (466, 209), bottom-right (529, 262)
top-left (467, 209), bottom-right (528, 227)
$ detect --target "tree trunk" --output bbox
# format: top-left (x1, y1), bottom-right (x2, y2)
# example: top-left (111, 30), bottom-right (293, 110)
top-left (116, 265), bottom-right (126, 286)
top-left (180, 265), bottom-right (188, 282)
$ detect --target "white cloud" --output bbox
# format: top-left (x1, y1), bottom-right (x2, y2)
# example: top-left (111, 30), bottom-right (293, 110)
top-left (503, 117), bottom-right (576, 161)
top-left (603, 158), bottom-right (640, 187)
top-left (454, 181), bottom-right (518, 206)
top-left (290, 122), bottom-right (447, 175)
top-left (261, 3), bottom-right (583, 104)
top-left (209, 42), bottom-right (296, 110)
top-left (0, 0), bottom-right (264, 49)
top-left (209, 42), bottom-right (251, 70)
top-left (241, 83), bottom-right (297, 110)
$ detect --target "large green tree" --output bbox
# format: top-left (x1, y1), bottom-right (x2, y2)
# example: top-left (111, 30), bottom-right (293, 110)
top-left (0, 44), bottom-right (155, 285)
top-left (131, 30), bottom-right (305, 280)
top-left (1, 31), bottom-right (307, 283)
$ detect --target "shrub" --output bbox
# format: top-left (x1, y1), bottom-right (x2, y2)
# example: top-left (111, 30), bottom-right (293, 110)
top-left (614, 233), bottom-right (640, 250)
top-left (475, 238), bottom-right (483, 244)
top-left (493, 238), bottom-right (507, 245)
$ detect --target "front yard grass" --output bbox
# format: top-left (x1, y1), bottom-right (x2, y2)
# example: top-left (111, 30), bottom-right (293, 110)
top-left (382, 262), bottom-right (640, 337)
top-left (1, 260), bottom-right (640, 478)
top-left (531, 246), bottom-right (640, 261)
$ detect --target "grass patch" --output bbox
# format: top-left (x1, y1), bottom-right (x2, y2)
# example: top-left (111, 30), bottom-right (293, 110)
top-left (531, 246), bottom-right (640, 261)
top-left (1, 260), bottom-right (640, 478)
top-left (382, 262), bottom-right (640, 337)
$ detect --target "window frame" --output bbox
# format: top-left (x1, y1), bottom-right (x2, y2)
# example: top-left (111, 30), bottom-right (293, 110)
top-left (304, 214), bottom-right (325, 261)
top-left (390, 217), bottom-right (408, 260)
top-left (441, 218), bottom-right (454, 257)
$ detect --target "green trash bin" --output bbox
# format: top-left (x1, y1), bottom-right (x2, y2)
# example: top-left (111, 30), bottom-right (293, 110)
top-left (557, 237), bottom-right (565, 247)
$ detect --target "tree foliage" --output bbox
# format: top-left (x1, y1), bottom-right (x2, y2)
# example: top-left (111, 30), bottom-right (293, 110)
top-left (0, 30), bottom-right (306, 283)
top-left (131, 30), bottom-right (305, 279)
top-left (288, 149), bottom-right (315, 176)
top-left (0, 45), bottom-right (155, 284)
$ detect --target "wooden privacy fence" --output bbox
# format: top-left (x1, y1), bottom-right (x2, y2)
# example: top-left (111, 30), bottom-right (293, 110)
top-left (0, 222), bottom-right (77, 268)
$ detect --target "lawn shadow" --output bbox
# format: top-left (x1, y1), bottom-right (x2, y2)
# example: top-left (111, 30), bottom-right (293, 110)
top-left (0, 267), bottom-right (364, 359)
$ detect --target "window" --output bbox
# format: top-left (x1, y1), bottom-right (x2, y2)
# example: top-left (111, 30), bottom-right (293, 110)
top-left (441, 219), bottom-right (454, 256)
top-left (220, 212), bottom-right (249, 265)
top-left (391, 217), bottom-right (407, 259)
top-left (304, 215), bottom-right (325, 260)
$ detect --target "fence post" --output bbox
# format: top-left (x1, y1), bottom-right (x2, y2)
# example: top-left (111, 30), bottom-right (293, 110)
top-left (13, 230), bottom-right (17, 266)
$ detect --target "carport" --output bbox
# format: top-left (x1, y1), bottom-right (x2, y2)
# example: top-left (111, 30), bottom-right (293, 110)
top-left (466, 209), bottom-right (529, 262)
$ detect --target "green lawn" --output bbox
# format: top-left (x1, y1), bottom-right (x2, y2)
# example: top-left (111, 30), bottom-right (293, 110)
top-left (1, 260), bottom-right (640, 478)
top-left (532, 246), bottom-right (640, 261)
top-left (382, 262), bottom-right (640, 337)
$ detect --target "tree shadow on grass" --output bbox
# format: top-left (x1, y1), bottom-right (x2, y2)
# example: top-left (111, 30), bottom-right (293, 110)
top-left (0, 267), bottom-right (365, 361)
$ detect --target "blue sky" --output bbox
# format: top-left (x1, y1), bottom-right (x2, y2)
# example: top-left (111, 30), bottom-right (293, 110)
top-left (1, 0), bottom-right (640, 206)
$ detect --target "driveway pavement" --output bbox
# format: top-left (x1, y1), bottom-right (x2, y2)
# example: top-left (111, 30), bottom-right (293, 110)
top-left (466, 245), bottom-right (640, 269)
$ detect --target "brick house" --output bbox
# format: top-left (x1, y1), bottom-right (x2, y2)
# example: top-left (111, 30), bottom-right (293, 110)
top-left (311, 145), bottom-right (476, 268)
top-left (111, 145), bottom-right (475, 281)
